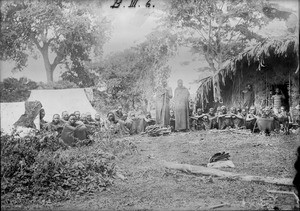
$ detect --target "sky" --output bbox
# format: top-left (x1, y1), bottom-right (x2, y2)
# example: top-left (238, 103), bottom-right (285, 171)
top-left (0, 0), bottom-right (298, 95)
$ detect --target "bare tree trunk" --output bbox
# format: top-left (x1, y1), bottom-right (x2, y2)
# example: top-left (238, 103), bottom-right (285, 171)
top-left (40, 45), bottom-right (54, 82)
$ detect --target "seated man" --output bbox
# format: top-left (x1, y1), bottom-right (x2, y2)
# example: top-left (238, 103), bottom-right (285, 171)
top-left (240, 108), bottom-right (247, 119)
top-left (80, 112), bottom-right (98, 134)
top-left (104, 112), bottom-right (122, 135)
top-left (74, 111), bottom-right (81, 121)
top-left (39, 108), bottom-right (48, 130)
top-left (61, 111), bottom-right (69, 123)
top-left (237, 108), bottom-right (247, 128)
top-left (170, 110), bottom-right (175, 132)
top-left (290, 104), bottom-right (300, 127)
top-left (202, 108), bottom-right (218, 130)
top-left (122, 112), bottom-right (133, 131)
top-left (94, 113), bottom-right (104, 127)
top-left (61, 114), bottom-right (88, 147)
top-left (106, 112), bottom-right (130, 135)
top-left (229, 107), bottom-right (244, 129)
top-left (80, 113), bottom-right (87, 124)
top-left (129, 111), bottom-right (147, 135)
top-left (216, 106), bottom-right (222, 116)
top-left (218, 106), bottom-right (233, 129)
top-left (276, 106), bottom-right (290, 134)
top-left (45, 114), bottom-right (64, 134)
top-left (246, 106), bottom-right (257, 131)
top-left (191, 108), bottom-right (205, 130)
top-left (189, 103), bottom-right (194, 129)
top-left (85, 112), bottom-right (96, 125)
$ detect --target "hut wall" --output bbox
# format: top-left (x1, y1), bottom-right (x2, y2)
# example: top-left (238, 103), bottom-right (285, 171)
top-left (291, 73), bottom-right (299, 108)
top-left (219, 59), bottom-right (299, 110)
top-left (219, 62), bottom-right (266, 110)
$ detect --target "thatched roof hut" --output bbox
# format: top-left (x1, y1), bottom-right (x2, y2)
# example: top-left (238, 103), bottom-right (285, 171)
top-left (196, 34), bottom-right (299, 111)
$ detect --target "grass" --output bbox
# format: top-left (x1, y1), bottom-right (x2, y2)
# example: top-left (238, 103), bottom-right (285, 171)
top-left (5, 130), bottom-right (300, 210)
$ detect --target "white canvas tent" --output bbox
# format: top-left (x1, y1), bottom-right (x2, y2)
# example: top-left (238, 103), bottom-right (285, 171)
top-left (0, 102), bottom-right (26, 133)
top-left (27, 88), bottom-right (98, 122)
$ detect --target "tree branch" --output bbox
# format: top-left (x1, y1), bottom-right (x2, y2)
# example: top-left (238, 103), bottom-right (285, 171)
top-left (31, 35), bottom-right (42, 51)
top-left (47, 37), bottom-right (56, 45)
top-left (224, 17), bottom-right (243, 48)
top-left (204, 53), bottom-right (217, 73)
top-left (51, 54), bottom-right (64, 71)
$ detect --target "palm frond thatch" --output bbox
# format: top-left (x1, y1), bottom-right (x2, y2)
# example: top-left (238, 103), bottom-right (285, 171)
top-left (196, 34), bottom-right (299, 105)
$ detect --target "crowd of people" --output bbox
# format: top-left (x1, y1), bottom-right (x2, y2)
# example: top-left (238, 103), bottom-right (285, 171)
top-left (38, 80), bottom-right (298, 146)
top-left (39, 105), bottom-right (158, 146)
top-left (155, 80), bottom-right (298, 135)
top-left (188, 105), bottom-right (293, 135)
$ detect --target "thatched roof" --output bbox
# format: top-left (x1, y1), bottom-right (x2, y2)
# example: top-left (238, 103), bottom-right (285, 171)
top-left (196, 34), bottom-right (299, 104)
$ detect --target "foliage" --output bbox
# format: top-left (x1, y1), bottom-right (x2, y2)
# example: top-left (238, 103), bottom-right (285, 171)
top-left (92, 89), bottom-right (116, 115)
top-left (0, 130), bottom-right (116, 206)
top-left (93, 135), bottom-right (139, 159)
top-left (0, 77), bottom-right (38, 102)
top-left (37, 80), bottom-right (79, 90)
top-left (0, 0), bottom-right (110, 82)
top-left (60, 64), bottom-right (97, 88)
top-left (163, 0), bottom-right (270, 72)
top-left (235, 34), bottom-right (298, 69)
top-left (93, 30), bottom-right (177, 111)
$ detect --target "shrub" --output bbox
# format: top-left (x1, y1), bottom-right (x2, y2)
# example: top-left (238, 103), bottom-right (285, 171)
top-left (1, 131), bottom-right (116, 206)
top-left (37, 80), bottom-right (79, 90)
top-left (0, 77), bottom-right (38, 102)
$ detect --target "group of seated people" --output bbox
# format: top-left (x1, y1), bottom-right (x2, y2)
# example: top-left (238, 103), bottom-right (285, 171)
top-left (187, 105), bottom-right (295, 134)
top-left (39, 109), bottom-right (104, 146)
top-left (38, 103), bottom-right (296, 146)
top-left (39, 106), bottom-right (157, 146)
top-left (40, 110), bottom-right (103, 132)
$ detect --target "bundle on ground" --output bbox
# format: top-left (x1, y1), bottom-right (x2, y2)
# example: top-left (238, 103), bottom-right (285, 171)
top-left (142, 125), bottom-right (172, 137)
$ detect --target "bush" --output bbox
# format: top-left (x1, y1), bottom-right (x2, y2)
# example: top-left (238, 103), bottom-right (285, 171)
top-left (1, 131), bottom-right (116, 207)
top-left (0, 77), bottom-right (38, 102)
top-left (37, 80), bottom-right (79, 90)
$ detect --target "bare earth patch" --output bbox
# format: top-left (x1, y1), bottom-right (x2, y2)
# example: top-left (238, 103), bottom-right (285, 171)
top-left (30, 131), bottom-right (300, 210)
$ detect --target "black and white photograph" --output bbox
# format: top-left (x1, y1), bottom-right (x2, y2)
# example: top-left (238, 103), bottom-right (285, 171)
top-left (0, 0), bottom-right (299, 210)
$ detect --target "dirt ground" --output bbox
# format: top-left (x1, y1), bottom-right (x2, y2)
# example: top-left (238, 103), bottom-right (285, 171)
top-left (41, 130), bottom-right (298, 211)
top-left (9, 130), bottom-right (299, 210)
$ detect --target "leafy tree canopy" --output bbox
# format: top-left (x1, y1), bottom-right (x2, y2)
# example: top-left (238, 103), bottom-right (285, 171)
top-left (93, 30), bottom-right (178, 111)
top-left (163, 0), bottom-right (272, 73)
top-left (0, 0), bottom-right (110, 83)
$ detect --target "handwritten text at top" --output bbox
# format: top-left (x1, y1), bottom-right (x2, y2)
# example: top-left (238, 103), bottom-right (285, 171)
top-left (111, 0), bottom-right (154, 8)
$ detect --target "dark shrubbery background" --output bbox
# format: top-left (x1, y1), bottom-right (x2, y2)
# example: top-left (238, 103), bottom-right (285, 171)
top-left (0, 130), bottom-right (120, 206)
top-left (0, 77), bottom-right (38, 102)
